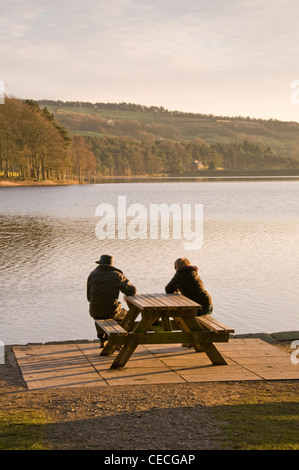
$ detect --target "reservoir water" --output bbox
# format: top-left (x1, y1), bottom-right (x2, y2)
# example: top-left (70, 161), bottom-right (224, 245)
top-left (0, 178), bottom-right (298, 345)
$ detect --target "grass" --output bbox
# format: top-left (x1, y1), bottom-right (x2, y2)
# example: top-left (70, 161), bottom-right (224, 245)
top-left (2, 397), bottom-right (297, 451)
top-left (0, 409), bottom-right (51, 450)
top-left (213, 392), bottom-right (299, 450)
top-left (53, 105), bottom-right (157, 123)
top-left (0, 380), bottom-right (297, 450)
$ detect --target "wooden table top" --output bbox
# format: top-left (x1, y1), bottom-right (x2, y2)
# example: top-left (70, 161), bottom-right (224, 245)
top-left (125, 293), bottom-right (201, 311)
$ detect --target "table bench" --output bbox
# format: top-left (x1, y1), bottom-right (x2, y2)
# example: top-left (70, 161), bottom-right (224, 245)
top-left (95, 293), bottom-right (234, 369)
top-left (94, 319), bottom-right (128, 353)
top-left (196, 315), bottom-right (235, 335)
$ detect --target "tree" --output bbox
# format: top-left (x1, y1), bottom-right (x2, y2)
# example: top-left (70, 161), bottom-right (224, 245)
top-left (20, 102), bottom-right (70, 180)
top-left (0, 97), bottom-right (71, 181)
top-left (70, 135), bottom-right (96, 183)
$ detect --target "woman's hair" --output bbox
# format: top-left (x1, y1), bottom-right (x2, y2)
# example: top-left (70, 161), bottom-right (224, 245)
top-left (174, 257), bottom-right (191, 270)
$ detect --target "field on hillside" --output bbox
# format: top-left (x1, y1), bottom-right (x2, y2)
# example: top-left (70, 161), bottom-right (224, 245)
top-left (42, 102), bottom-right (299, 160)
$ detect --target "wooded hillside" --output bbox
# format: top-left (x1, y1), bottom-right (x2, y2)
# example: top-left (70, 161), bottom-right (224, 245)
top-left (1, 97), bottom-right (299, 182)
top-left (40, 99), bottom-right (299, 161)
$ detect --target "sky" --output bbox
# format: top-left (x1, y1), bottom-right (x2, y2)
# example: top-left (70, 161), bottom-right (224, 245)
top-left (1, 0), bottom-right (299, 122)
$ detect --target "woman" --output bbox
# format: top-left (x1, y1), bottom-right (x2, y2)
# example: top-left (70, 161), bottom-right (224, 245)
top-left (165, 257), bottom-right (213, 315)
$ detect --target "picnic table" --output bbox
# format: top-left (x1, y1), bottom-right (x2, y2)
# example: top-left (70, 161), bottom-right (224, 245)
top-left (95, 293), bottom-right (234, 369)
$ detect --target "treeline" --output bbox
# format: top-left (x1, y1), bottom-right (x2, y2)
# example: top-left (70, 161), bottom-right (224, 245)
top-left (1, 97), bottom-right (298, 183)
top-left (40, 99), bottom-right (172, 117)
top-left (39, 99), bottom-right (299, 129)
top-left (86, 136), bottom-right (299, 176)
top-left (39, 98), bottom-right (218, 119)
top-left (210, 141), bottom-right (299, 171)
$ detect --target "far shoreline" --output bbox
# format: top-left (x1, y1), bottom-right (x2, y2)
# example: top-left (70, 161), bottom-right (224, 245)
top-left (0, 179), bottom-right (76, 187)
top-left (1, 169), bottom-right (299, 186)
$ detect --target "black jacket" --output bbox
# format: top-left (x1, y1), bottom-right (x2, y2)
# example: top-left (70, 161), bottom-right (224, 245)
top-left (165, 265), bottom-right (212, 313)
top-left (87, 264), bottom-right (137, 319)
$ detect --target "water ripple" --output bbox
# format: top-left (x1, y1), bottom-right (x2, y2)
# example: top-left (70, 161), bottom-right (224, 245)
top-left (0, 181), bottom-right (298, 344)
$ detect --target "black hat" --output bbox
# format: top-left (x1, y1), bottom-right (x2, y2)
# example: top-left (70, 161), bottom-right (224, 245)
top-left (96, 254), bottom-right (114, 265)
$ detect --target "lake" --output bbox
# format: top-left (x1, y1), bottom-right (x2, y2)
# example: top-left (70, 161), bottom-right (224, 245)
top-left (0, 178), bottom-right (298, 345)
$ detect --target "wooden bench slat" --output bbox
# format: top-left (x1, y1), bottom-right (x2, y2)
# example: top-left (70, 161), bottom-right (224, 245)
top-left (197, 315), bottom-right (228, 332)
top-left (197, 315), bottom-right (235, 334)
top-left (208, 317), bottom-right (234, 333)
top-left (106, 320), bottom-right (129, 335)
top-left (103, 330), bottom-right (229, 345)
top-left (95, 319), bottom-right (128, 336)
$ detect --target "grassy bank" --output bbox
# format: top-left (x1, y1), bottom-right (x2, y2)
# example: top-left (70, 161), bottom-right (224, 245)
top-left (0, 409), bottom-right (50, 450)
top-left (1, 382), bottom-right (298, 451)
top-left (213, 391), bottom-right (298, 450)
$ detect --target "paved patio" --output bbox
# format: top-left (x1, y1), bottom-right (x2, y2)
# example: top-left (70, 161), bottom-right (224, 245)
top-left (13, 338), bottom-right (299, 390)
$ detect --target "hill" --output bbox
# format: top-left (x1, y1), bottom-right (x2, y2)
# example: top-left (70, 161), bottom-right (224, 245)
top-left (1, 98), bottom-right (299, 184)
top-left (38, 100), bottom-right (299, 161)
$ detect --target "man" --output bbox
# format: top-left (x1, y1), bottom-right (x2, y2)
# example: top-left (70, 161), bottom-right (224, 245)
top-left (165, 257), bottom-right (213, 315)
top-left (87, 254), bottom-right (137, 344)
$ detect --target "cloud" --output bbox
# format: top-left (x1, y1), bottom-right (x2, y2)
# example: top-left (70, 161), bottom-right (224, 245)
top-left (1, 0), bottom-right (299, 120)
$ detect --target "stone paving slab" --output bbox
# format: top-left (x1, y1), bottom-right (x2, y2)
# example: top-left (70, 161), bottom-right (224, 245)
top-left (13, 339), bottom-right (299, 390)
top-left (13, 344), bottom-right (107, 389)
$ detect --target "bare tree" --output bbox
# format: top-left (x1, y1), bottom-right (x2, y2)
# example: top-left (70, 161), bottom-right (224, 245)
top-left (70, 135), bottom-right (96, 183)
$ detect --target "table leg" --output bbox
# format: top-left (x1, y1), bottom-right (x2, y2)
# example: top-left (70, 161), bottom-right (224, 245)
top-left (182, 316), bottom-right (227, 365)
top-left (161, 315), bottom-right (172, 331)
top-left (100, 306), bottom-right (141, 357)
top-left (121, 305), bottom-right (140, 332)
top-left (101, 341), bottom-right (117, 356)
top-left (110, 315), bottom-right (156, 369)
top-left (173, 316), bottom-right (204, 352)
